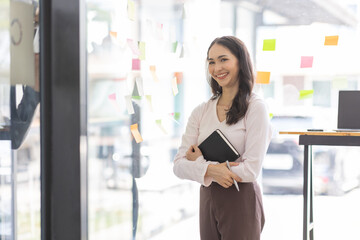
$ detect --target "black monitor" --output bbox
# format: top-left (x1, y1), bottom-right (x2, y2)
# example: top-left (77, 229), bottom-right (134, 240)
top-left (338, 91), bottom-right (360, 129)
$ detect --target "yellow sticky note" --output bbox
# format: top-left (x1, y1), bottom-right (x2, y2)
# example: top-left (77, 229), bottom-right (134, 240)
top-left (130, 124), bottom-right (143, 143)
top-left (138, 41), bottom-right (146, 60)
top-left (145, 95), bottom-right (153, 112)
top-left (155, 119), bottom-right (168, 134)
top-left (299, 90), bottom-right (314, 100)
top-left (332, 77), bottom-right (348, 89)
top-left (256, 71), bottom-right (270, 84)
top-left (324, 35), bottom-right (339, 46)
top-left (127, 0), bottom-right (135, 21)
top-left (263, 39), bottom-right (276, 51)
top-left (269, 113), bottom-right (274, 120)
top-left (172, 77), bottom-right (179, 96)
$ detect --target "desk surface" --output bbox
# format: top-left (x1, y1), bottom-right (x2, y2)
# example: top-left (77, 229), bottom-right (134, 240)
top-left (279, 131), bottom-right (360, 136)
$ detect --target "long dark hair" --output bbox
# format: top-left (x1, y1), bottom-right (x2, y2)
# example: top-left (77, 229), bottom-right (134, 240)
top-left (207, 36), bottom-right (254, 125)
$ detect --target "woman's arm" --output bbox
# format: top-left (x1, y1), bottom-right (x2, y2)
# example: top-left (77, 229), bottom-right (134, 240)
top-left (173, 103), bottom-right (215, 186)
top-left (230, 99), bottom-right (272, 182)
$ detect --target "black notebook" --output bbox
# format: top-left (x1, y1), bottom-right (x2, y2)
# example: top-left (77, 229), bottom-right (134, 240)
top-left (198, 129), bottom-right (240, 163)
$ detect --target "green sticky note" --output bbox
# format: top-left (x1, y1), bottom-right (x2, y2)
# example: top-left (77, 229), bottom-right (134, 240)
top-left (155, 119), bottom-right (161, 125)
top-left (299, 90), bottom-right (314, 100)
top-left (172, 41), bottom-right (178, 53)
top-left (138, 41), bottom-right (146, 60)
top-left (174, 112), bottom-right (180, 120)
top-left (132, 96), bottom-right (141, 100)
top-left (263, 39), bottom-right (276, 51)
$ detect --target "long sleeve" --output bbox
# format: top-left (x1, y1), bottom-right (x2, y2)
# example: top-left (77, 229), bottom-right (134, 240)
top-left (230, 99), bottom-right (272, 182)
top-left (173, 103), bottom-right (214, 186)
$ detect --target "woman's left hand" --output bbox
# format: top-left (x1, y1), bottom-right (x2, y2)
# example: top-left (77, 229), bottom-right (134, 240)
top-left (186, 145), bottom-right (202, 161)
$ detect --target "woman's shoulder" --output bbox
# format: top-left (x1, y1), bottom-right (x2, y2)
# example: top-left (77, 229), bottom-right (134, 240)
top-left (248, 92), bottom-right (268, 111)
top-left (191, 97), bottom-right (216, 116)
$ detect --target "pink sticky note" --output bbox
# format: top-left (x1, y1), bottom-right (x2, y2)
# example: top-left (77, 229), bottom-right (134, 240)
top-left (132, 58), bottom-right (141, 70)
top-left (108, 93), bottom-right (116, 101)
top-left (127, 39), bottom-right (141, 55)
top-left (300, 56), bottom-right (313, 68)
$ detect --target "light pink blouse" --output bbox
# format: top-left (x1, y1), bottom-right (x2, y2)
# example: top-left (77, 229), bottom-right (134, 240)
top-left (173, 93), bottom-right (272, 186)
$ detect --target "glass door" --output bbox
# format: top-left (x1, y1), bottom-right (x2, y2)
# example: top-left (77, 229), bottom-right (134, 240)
top-left (0, 1), bottom-right (41, 239)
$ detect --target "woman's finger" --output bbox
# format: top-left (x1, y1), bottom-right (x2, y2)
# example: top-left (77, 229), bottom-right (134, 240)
top-left (228, 162), bottom-right (240, 167)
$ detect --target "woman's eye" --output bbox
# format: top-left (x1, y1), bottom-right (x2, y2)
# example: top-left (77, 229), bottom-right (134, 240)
top-left (221, 58), bottom-right (228, 62)
top-left (208, 61), bottom-right (215, 65)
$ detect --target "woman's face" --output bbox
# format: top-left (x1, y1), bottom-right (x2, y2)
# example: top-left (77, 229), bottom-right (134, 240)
top-left (207, 43), bottom-right (240, 90)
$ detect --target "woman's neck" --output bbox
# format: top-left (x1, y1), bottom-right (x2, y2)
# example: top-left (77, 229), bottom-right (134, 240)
top-left (218, 88), bottom-right (238, 106)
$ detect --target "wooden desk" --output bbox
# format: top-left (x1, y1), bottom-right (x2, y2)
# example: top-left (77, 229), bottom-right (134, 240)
top-left (279, 131), bottom-right (360, 240)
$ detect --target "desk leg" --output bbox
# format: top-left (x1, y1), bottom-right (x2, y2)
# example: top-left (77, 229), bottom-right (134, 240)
top-left (303, 145), bottom-right (314, 240)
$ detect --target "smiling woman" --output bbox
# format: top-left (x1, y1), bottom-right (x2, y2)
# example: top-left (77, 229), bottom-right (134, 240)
top-left (173, 36), bottom-right (272, 240)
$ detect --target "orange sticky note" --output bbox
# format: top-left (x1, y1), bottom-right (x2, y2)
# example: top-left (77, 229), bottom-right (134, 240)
top-left (130, 124), bottom-right (143, 143)
top-left (110, 31), bottom-right (117, 38)
top-left (256, 71), bottom-right (270, 84)
top-left (174, 72), bottom-right (183, 84)
top-left (150, 66), bottom-right (159, 82)
top-left (324, 36), bottom-right (339, 46)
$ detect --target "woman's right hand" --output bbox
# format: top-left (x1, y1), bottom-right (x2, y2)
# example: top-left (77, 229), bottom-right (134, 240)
top-left (205, 162), bottom-right (242, 188)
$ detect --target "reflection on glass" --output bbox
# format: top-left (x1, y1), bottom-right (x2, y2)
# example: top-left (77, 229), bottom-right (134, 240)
top-left (86, 0), bottom-right (360, 240)
top-left (1, 0), bottom-right (41, 239)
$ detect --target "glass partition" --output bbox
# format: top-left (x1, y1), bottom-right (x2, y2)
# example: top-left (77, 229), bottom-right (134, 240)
top-left (0, 0), bottom-right (41, 240)
top-left (84, 0), bottom-right (360, 239)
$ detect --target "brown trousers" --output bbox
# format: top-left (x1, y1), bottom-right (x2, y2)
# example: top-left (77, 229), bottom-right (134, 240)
top-left (199, 182), bottom-right (265, 240)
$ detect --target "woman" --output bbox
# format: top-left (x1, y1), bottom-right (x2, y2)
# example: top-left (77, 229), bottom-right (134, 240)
top-left (173, 36), bottom-right (272, 240)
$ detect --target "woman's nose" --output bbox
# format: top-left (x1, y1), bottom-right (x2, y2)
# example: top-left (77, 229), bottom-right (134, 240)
top-left (214, 63), bottom-right (223, 73)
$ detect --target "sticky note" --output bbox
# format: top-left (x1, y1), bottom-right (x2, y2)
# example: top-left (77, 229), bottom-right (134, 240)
top-left (300, 56), bottom-right (313, 68)
top-left (132, 58), bottom-right (141, 71)
top-left (332, 77), bottom-right (348, 89)
top-left (299, 90), bottom-right (314, 100)
top-left (127, 0), bottom-right (135, 21)
top-left (130, 124), bottom-right (143, 143)
top-left (174, 72), bottom-right (183, 84)
top-left (172, 41), bottom-right (178, 53)
top-left (182, 4), bottom-right (186, 19)
top-left (172, 77), bottom-right (179, 96)
top-left (108, 93), bottom-right (116, 101)
top-left (149, 65), bottom-right (159, 82)
top-left (132, 96), bottom-right (141, 100)
top-left (263, 39), bottom-right (276, 51)
top-left (127, 39), bottom-right (141, 56)
top-left (168, 112), bottom-right (180, 124)
top-left (269, 113), bottom-right (273, 120)
top-left (324, 35), bottom-right (339, 46)
top-left (138, 41), bottom-right (146, 60)
top-left (135, 77), bottom-right (144, 96)
top-left (256, 71), bottom-right (270, 84)
top-left (108, 93), bottom-right (121, 112)
top-left (110, 31), bottom-right (117, 38)
top-left (125, 95), bottom-right (135, 114)
top-left (179, 44), bottom-right (185, 58)
top-left (155, 119), bottom-right (168, 134)
top-left (145, 95), bottom-right (153, 112)
top-left (174, 112), bottom-right (180, 121)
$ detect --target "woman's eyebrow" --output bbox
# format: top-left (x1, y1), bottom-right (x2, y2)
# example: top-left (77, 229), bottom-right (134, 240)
top-left (207, 55), bottom-right (228, 60)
